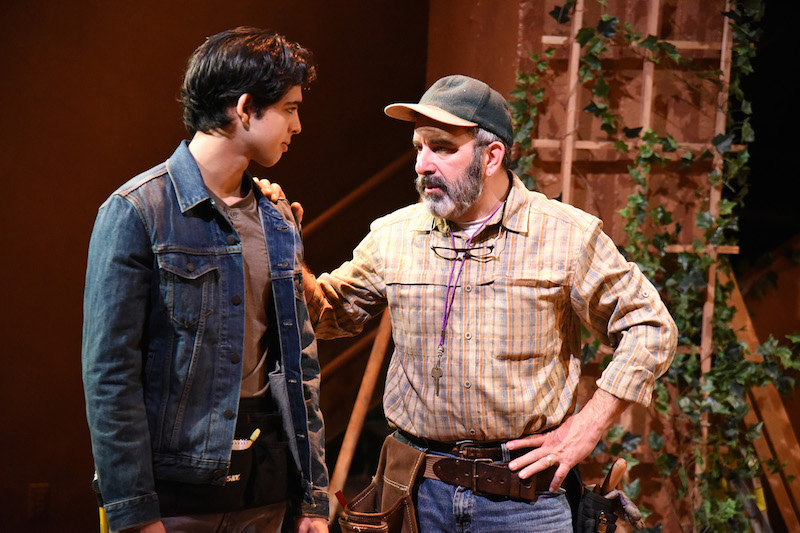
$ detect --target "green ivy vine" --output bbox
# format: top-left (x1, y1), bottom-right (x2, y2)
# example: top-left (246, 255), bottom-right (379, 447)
top-left (510, 2), bottom-right (800, 531)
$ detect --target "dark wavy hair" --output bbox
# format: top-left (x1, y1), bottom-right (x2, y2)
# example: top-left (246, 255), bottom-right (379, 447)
top-left (180, 27), bottom-right (317, 134)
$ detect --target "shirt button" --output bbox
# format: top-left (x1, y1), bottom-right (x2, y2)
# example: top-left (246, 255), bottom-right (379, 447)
top-left (232, 295), bottom-right (242, 305)
top-left (464, 284), bottom-right (472, 292)
top-left (469, 428), bottom-right (477, 436)
top-left (464, 380), bottom-right (471, 389)
top-left (186, 263), bottom-right (195, 273)
top-left (230, 353), bottom-right (241, 364)
top-left (464, 332), bottom-right (472, 340)
top-left (226, 235), bottom-right (238, 245)
top-left (642, 290), bottom-right (650, 297)
top-left (224, 409), bottom-right (235, 419)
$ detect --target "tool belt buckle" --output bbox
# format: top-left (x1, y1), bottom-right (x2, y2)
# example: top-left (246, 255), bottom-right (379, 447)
top-left (470, 458), bottom-right (493, 492)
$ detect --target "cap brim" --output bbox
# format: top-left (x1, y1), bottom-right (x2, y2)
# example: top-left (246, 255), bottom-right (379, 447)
top-left (384, 103), bottom-right (478, 127)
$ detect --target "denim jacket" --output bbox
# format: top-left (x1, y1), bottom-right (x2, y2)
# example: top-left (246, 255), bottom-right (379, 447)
top-left (82, 142), bottom-right (328, 531)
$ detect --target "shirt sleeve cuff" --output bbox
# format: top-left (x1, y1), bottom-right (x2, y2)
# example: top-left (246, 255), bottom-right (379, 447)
top-left (595, 363), bottom-right (656, 407)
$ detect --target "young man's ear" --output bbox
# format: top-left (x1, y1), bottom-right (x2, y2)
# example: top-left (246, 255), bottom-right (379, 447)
top-left (484, 141), bottom-right (506, 178)
top-left (235, 93), bottom-right (253, 130)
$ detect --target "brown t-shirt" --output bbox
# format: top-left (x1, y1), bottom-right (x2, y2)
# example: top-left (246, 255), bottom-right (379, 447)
top-left (212, 183), bottom-right (271, 398)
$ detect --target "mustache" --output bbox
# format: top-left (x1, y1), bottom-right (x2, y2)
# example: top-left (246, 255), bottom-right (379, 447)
top-left (416, 174), bottom-right (448, 192)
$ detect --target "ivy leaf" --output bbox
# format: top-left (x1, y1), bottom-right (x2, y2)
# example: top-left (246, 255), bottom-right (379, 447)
top-left (581, 342), bottom-right (598, 364)
top-left (509, 87), bottom-right (529, 101)
top-left (712, 132), bottom-right (735, 154)
top-left (741, 119), bottom-right (755, 142)
top-left (679, 152), bottom-right (695, 168)
top-left (658, 135), bottom-right (678, 152)
top-left (624, 478), bottom-right (641, 499)
top-left (648, 431), bottom-right (664, 452)
top-left (638, 34), bottom-right (659, 51)
top-left (718, 198), bottom-right (736, 216)
top-left (583, 100), bottom-right (607, 116)
top-left (655, 452), bottom-right (678, 476)
top-left (614, 140), bottom-right (630, 153)
top-left (582, 53), bottom-right (603, 71)
top-left (576, 27), bottom-right (596, 47)
top-left (606, 424), bottom-right (626, 442)
top-left (696, 211), bottom-right (714, 229)
top-left (623, 126), bottom-right (642, 139)
top-left (508, 98), bottom-right (529, 117)
top-left (597, 16), bottom-right (619, 39)
top-left (621, 432), bottom-right (643, 452)
top-left (651, 205), bottom-right (673, 225)
top-left (658, 41), bottom-right (681, 63)
top-left (593, 76), bottom-right (610, 98)
top-left (549, 3), bottom-right (574, 24)
top-left (592, 440), bottom-right (606, 457)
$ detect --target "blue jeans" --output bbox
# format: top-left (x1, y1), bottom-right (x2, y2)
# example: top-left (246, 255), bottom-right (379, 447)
top-left (416, 477), bottom-right (572, 532)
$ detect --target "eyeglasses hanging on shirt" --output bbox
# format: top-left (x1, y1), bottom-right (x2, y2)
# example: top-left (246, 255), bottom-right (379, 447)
top-left (430, 244), bottom-right (496, 261)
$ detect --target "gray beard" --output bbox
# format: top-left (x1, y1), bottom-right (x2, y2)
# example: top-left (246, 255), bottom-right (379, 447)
top-left (415, 147), bottom-right (484, 220)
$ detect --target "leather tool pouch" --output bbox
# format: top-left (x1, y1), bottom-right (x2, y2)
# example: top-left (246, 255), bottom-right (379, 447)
top-left (338, 433), bottom-right (426, 533)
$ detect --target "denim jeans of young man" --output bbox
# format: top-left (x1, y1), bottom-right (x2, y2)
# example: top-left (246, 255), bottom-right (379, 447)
top-left (415, 477), bottom-right (572, 532)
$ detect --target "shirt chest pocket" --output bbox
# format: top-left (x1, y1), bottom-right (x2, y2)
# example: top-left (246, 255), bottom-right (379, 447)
top-left (489, 267), bottom-right (571, 357)
top-left (384, 267), bottom-right (453, 357)
top-left (157, 252), bottom-right (218, 328)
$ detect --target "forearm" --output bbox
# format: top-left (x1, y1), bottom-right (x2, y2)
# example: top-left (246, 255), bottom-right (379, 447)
top-left (570, 388), bottom-right (631, 445)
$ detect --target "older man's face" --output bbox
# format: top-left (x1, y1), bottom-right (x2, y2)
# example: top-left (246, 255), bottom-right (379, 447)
top-left (412, 117), bottom-right (485, 221)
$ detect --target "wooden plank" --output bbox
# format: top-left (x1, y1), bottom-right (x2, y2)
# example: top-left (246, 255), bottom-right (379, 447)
top-left (328, 312), bottom-right (393, 521)
top-left (728, 273), bottom-right (800, 531)
top-left (640, 0), bottom-right (660, 132)
top-left (532, 138), bottom-right (745, 153)
top-left (305, 151), bottom-right (414, 238)
top-left (664, 244), bottom-right (739, 255)
top-left (560, 0), bottom-right (585, 206)
top-left (542, 36), bottom-right (722, 52)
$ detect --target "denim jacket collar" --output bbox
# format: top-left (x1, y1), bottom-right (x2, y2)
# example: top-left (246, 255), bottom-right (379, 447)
top-left (166, 140), bottom-right (214, 214)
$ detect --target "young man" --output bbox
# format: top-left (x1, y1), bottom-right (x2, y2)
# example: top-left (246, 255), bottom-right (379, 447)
top-left (82, 28), bottom-right (328, 533)
top-left (262, 74), bottom-right (676, 531)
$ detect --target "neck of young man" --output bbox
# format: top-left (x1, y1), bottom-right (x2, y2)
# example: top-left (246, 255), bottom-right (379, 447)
top-left (450, 169), bottom-right (511, 226)
top-left (188, 130), bottom-right (252, 205)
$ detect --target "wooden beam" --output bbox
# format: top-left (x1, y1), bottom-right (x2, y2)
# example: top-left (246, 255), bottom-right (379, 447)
top-left (532, 138), bottom-right (745, 153)
top-left (304, 151), bottom-right (414, 238)
top-left (542, 36), bottom-right (722, 52)
top-left (327, 312), bottom-right (393, 521)
top-left (728, 272), bottom-right (800, 531)
top-left (560, 0), bottom-right (585, 206)
top-left (664, 244), bottom-right (739, 255)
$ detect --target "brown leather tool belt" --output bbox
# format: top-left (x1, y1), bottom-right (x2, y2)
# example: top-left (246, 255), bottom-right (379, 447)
top-left (397, 431), bottom-right (557, 500)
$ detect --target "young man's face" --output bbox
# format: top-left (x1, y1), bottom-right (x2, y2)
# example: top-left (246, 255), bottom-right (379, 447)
top-left (247, 85), bottom-right (303, 168)
top-left (412, 116), bottom-right (485, 221)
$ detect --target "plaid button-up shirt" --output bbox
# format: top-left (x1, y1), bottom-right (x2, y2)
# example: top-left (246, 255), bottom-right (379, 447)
top-left (308, 173), bottom-right (676, 442)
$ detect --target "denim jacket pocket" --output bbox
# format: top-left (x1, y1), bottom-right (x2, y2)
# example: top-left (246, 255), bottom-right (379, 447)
top-left (157, 251), bottom-right (218, 328)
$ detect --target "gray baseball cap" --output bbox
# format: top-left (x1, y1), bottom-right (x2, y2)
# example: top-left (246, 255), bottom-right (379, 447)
top-left (384, 74), bottom-right (513, 146)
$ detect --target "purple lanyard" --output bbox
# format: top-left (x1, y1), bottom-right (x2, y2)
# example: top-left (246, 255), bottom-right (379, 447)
top-left (433, 201), bottom-right (504, 392)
